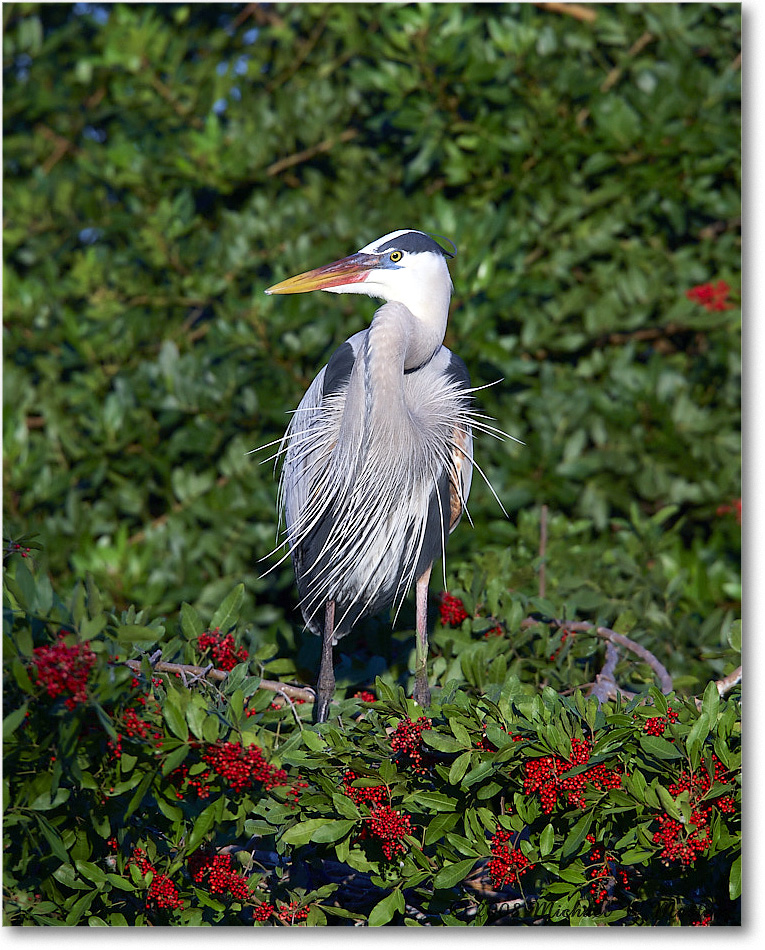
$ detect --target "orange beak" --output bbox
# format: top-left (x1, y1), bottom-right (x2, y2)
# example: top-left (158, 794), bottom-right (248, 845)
top-left (265, 252), bottom-right (380, 295)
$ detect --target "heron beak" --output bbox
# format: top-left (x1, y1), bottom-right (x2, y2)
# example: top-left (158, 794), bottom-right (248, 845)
top-left (265, 252), bottom-right (380, 295)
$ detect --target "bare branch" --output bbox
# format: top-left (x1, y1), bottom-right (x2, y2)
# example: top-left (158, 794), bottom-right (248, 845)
top-left (123, 658), bottom-right (315, 703)
top-left (521, 615), bottom-right (673, 698)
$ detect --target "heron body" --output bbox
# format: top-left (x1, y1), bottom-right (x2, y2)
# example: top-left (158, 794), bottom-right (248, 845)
top-left (266, 230), bottom-right (475, 721)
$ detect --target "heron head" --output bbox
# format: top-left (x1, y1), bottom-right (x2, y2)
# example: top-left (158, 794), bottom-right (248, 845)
top-left (265, 230), bottom-right (455, 315)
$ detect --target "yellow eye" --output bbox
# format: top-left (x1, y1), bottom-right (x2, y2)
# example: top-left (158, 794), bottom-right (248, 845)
top-left (389, 250), bottom-right (403, 263)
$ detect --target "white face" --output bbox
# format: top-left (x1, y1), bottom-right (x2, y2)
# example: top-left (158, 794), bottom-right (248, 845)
top-left (265, 229), bottom-right (455, 326)
top-left (329, 230), bottom-right (454, 304)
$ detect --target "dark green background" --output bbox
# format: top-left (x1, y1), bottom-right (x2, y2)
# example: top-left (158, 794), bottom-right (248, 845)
top-left (3, 2), bottom-right (740, 691)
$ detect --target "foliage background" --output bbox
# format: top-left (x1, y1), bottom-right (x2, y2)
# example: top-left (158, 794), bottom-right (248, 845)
top-left (3, 0), bottom-right (741, 927)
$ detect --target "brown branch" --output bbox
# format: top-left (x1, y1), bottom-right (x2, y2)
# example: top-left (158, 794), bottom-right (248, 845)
top-left (522, 615), bottom-right (673, 698)
top-left (35, 124), bottom-right (80, 174)
top-left (535, 2), bottom-right (597, 23)
top-left (601, 31), bottom-right (655, 93)
top-left (266, 129), bottom-right (358, 177)
top-left (714, 665), bottom-right (741, 697)
top-left (123, 657), bottom-right (316, 703)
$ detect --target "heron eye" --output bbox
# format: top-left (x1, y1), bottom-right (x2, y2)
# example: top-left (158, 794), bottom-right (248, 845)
top-left (389, 250), bottom-right (403, 263)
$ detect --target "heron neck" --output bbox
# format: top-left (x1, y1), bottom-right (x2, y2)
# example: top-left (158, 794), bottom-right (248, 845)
top-left (362, 302), bottom-right (444, 434)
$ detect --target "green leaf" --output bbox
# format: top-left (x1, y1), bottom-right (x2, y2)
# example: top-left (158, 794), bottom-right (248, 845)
top-left (161, 744), bottom-right (190, 776)
top-left (448, 750), bottom-right (473, 785)
top-left (3, 702), bottom-right (28, 737)
top-left (163, 692), bottom-right (189, 742)
top-left (186, 798), bottom-right (222, 853)
top-left (210, 583), bottom-right (245, 633)
top-left (685, 712), bottom-right (710, 764)
top-left (433, 857), bottom-right (478, 889)
top-left (280, 819), bottom-right (330, 848)
top-left (539, 822), bottom-right (555, 857)
top-left (368, 888), bottom-right (404, 926)
top-left (34, 814), bottom-right (70, 865)
top-left (421, 730), bottom-right (463, 753)
top-left (561, 811), bottom-right (594, 862)
top-left (729, 855), bottom-right (741, 900)
top-left (116, 625), bottom-right (158, 643)
top-left (180, 601), bottom-right (204, 640)
top-left (639, 736), bottom-right (684, 760)
top-left (311, 819), bottom-right (356, 843)
top-left (701, 681), bottom-right (720, 725)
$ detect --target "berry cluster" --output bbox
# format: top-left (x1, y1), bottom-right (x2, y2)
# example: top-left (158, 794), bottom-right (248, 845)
top-left (522, 737), bottom-right (621, 813)
top-left (353, 690), bottom-right (376, 703)
top-left (197, 628), bottom-right (248, 671)
top-left (640, 705), bottom-right (679, 736)
top-left (390, 716), bottom-right (432, 774)
top-left (131, 847), bottom-right (183, 910)
top-left (584, 834), bottom-right (629, 903)
top-left (693, 914), bottom-right (713, 926)
top-left (652, 755), bottom-right (735, 866)
top-left (342, 770), bottom-right (387, 807)
top-left (439, 592), bottom-right (468, 626)
top-left (252, 900), bottom-right (310, 923)
top-left (202, 741), bottom-right (290, 793)
top-left (188, 851), bottom-right (249, 901)
top-left (31, 632), bottom-right (96, 710)
top-left (368, 805), bottom-right (413, 860)
top-left (9, 542), bottom-right (32, 558)
top-left (686, 279), bottom-right (734, 311)
top-left (487, 826), bottom-right (534, 889)
top-left (716, 497), bottom-right (742, 525)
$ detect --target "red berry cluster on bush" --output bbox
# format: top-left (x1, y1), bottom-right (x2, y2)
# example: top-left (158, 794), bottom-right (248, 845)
top-left (197, 627), bottom-right (248, 671)
top-left (368, 805), bottom-right (413, 860)
top-left (439, 592), bottom-right (468, 626)
top-left (353, 690), bottom-right (376, 703)
top-left (188, 851), bottom-right (249, 901)
top-left (640, 705), bottom-right (679, 736)
top-left (716, 497), bottom-right (742, 525)
top-left (390, 716), bottom-right (432, 774)
top-left (130, 848), bottom-right (183, 910)
top-left (30, 632), bottom-right (96, 710)
top-left (202, 741), bottom-right (289, 793)
top-left (686, 279), bottom-right (734, 311)
top-left (342, 770), bottom-right (387, 807)
top-left (487, 826), bottom-right (534, 889)
top-left (252, 900), bottom-right (310, 923)
top-left (652, 755), bottom-right (734, 866)
top-left (522, 737), bottom-right (621, 813)
top-left (584, 834), bottom-right (630, 903)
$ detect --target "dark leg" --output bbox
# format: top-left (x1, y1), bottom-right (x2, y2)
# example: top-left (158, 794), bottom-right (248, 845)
top-left (413, 564), bottom-right (432, 708)
top-left (315, 599), bottom-right (335, 723)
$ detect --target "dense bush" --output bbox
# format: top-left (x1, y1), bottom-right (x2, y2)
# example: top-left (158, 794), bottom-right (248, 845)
top-left (4, 1), bottom-right (740, 926)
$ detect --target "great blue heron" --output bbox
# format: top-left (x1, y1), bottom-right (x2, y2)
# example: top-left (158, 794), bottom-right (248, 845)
top-left (265, 229), bottom-right (508, 722)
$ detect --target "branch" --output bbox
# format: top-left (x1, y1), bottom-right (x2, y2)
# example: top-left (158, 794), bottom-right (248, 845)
top-left (123, 658), bottom-right (316, 703)
top-left (535, 2), bottom-right (597, 23)
top-left (266, 129), bottom-right (358, 177)
top-left (522, 615), bottom-right (673, 699)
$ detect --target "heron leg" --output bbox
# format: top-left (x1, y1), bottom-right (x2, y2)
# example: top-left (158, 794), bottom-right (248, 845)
top-left (413, 565), bottom-right (432, 708)
top-left (315, 599), bottom-right (335, 723)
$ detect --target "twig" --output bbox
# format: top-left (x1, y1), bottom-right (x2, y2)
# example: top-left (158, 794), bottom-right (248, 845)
top-left (589, 641), bottom-right (620, 704)
top-left (535, 2), bottom-right (597, 23)
top-left (123, 658), bottom-right (315, 702)
top-left (538, 504), bottom-right (548, 599)
top-left (521, 615), bottom-right (673, 698)
top-left (601, 32), bottom-right (655, 93)
top-left (715, 665), bottom-right (742, 697)
top-left (266, 129), bottom-right (358, 177)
